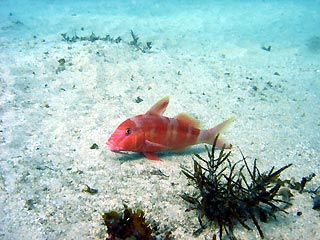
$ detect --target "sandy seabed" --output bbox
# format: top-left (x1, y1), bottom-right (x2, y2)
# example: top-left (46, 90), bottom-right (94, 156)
top-left (1, 1), bottom-right (320, 239)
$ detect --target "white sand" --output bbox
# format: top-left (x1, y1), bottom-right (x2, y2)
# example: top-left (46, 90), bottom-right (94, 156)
top-left (1, 1), bottom-right (320, 239)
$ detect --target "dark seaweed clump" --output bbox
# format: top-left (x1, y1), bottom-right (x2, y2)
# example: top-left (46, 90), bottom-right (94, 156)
top-left (103, 204), bottom-right (172, 240)
top-left (61, 32), bottom-right (122, 44)
top-left (181, 135), bottom-right (292, 239)
top-left (129, 30), bottom-right (153, 53)
top-left (287, 173), bottom-right (316, 193)
top-left (61, 30), bottom-right (152, 53)
top-left (306, 185), bottom-right (320, 210)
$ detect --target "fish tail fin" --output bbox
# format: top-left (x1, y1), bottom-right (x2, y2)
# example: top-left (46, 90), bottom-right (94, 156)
top-left (198, 117), bottom-right (235, 148)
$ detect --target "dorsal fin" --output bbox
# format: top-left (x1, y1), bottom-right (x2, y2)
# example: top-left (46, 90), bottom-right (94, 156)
top-left (175, 113), bottom-right (200, 129)
top-left (146, 96), bottom-right (170, 115)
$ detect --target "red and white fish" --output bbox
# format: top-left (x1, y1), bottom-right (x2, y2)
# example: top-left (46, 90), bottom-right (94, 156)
top-left (107, 97), bottom-right (234, 160)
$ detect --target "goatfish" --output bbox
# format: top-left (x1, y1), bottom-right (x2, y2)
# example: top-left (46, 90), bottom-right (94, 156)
top-left (106, 96), bottom-right (234, 160)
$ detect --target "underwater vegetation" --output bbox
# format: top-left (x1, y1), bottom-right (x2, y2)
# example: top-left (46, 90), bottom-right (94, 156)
top-left (61, 30), bottom-right (152, 53)
top-left (304, 184), bottom-right (320, 211)
top-left (181, 135), bottom-right (293, 239)
top-left (129, 30), bottom-right (153, 53)
top-left (99, 135), bottom-right (318, 239)
top-left (61, 32), bottom-right (121, 44)
top-left (312, 194), bottom-right (320, 210)
top-left (102, 204), bottom-right (172, 240)
top-left (261, 45), bottom-right (271, 52)
top-left (286, 173), bottom-right (316, 193)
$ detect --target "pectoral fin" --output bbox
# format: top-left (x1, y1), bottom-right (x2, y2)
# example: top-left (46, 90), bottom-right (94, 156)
top-left (143, 140), bottom-right (168, 161)
top-left (143, 152), bottom-right (162, 161)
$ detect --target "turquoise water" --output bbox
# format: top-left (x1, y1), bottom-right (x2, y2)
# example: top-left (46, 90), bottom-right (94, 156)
top-left (2, 1), bottom-right (320, 50)
top-left (1, 1), bottom-right (319, 239)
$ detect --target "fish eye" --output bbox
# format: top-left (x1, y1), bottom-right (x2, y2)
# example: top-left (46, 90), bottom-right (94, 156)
top-left (125, 128), bottom-right (131, 135)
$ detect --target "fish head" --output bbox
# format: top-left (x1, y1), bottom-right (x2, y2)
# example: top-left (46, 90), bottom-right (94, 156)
top-left (106, 118), bottom-right (145, 152)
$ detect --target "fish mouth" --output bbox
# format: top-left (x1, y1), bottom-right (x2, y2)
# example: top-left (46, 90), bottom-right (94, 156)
top-left (106, 140), bottom-right (121, 152)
